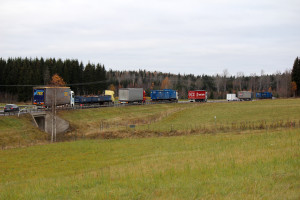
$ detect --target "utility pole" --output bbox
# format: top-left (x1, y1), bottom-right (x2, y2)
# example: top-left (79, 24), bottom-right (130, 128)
top-left (54, 87), bottom-right (57, 142)
top-left (51, 97), bottom-right (54, 143)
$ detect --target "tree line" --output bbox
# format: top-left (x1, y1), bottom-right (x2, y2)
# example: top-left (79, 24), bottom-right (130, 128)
top-left (107, 68), bottom-right (295, 99)
top-left (0, 57), bottom-right (299, 102)
top-left (0, 57), bottom-right (107, 102)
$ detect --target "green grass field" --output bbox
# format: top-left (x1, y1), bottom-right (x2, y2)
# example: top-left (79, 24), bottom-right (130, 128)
top-left (0, 99), bottom-right (300, 199)
top-left (0, 129), bottom-right (299, 199)
top-left (60, 99), bottom-right (300, 137)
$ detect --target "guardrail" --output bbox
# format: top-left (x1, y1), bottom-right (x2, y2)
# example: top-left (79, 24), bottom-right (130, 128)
top-left (0, 99), bottom-right (225, 117)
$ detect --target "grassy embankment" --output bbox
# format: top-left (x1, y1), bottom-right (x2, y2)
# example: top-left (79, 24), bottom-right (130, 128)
top-left (60, 99), bottom-right (300, 138)
top-left (1, 99), bottom-right (300, 146)
top-left (0, 129), bottom-right (299, 199)
top-left (0, 115), bottom-right (48, 148)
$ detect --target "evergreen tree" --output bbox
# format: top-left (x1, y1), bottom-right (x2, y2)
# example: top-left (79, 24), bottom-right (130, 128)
top-left (291, 57), bottom-right (300, 96)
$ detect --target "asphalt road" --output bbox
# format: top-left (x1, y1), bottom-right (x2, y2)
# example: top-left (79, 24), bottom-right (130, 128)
top-left (0, 100), bottom-right (232, 117)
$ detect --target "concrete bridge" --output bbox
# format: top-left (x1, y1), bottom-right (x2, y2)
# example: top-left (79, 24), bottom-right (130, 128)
top-left (31, 112), bottom-right (70, 134)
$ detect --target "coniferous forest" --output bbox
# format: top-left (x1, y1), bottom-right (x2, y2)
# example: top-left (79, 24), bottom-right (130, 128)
top-left (0, 57), bottom-right (299, 102)
top-left (0, 58), bottom-right (107, 102)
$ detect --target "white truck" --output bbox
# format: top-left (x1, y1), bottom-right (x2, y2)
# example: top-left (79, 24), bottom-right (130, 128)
top-left (226, 94), bottom-right (239, 101)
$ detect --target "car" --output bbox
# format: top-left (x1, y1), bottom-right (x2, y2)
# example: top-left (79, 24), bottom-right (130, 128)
top-left (4, 104), bottom-right (20, 112)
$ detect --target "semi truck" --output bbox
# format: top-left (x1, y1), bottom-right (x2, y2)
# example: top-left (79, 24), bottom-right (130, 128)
top-left (188, 90), bottom-right (207, 102)
top-left (33, 87), bottom-right (115, 107)
top-left (33, 86), bottom-right (74, 107)
top-left (119, 88), bottom-right (145, 104)
top-left (238, 91), bottom-right (253, 101)
top-left (75, 90), bottom-right (115, 106)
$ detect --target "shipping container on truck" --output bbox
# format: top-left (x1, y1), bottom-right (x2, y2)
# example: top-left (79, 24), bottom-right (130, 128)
top-left (119, 88), bottom-right (144, 104)
top-left (256, 92), bottom-right (272, 99)
top-left (237, 91), bottom-right (253, 101)
top-left (33, 87), bottom-right (74, 107)
top-left (75, 95), bottom-right (112, 105)
top-left (188, 90), bottom-right (207, 102)
top-left (150, 89), bottom-right (178, 102)
top-left (226, 94), bottom-right (239, 101)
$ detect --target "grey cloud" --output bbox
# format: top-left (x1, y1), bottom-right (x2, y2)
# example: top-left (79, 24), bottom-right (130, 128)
top-left (0, 0), bottom-right (299, 76)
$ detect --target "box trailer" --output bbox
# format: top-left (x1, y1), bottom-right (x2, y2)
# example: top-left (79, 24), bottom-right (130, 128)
top-left (238, 91), bottom-right (253, 101)
top-left (226, 94), bottom-right (239, 101)
top-left (150, 89), bottom-right (178, 102)
top-left (188, 90), bottom-right (207, 102)
top-left (33, 87), bottom-right (74, 107)
top-left (256, 92), bottom-right (272, 99)
top-left (119, 88), bottom-right (144, 103)
top-left (75, 95), bottom-right (112, 105)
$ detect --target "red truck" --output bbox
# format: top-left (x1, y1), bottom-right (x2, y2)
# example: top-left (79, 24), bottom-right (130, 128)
top-left (188, 90), bottom-right (207, 102)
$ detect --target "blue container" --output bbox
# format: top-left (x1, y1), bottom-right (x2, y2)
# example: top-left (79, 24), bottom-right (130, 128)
top-left (256, 92), bottom-right (272, 99)
top-left (91, 95), bottom-right (112, 103)
top-left (75, 96), bottom-right (92, 104)
top-left (85, 97), bottom-right (92, 103)
top-left (151, 89), bottom-right (177, 101)
top-left (74, 96), bottom-right (83, 104)
top-left (100, 95), bottom-right (112, 102)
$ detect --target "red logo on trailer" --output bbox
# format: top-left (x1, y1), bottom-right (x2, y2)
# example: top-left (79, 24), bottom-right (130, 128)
top-left (188, 90), bottom-right (207, 102)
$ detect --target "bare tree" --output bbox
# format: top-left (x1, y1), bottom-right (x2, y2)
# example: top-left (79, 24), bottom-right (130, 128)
top-left (250, 73), bottom-right (257, 92)
top-left (214, 74), bottom-right (222, 93)
top-left (236, 72), bottom-right (244, 91)
top-left (222, 69), bottom-right (229, 99)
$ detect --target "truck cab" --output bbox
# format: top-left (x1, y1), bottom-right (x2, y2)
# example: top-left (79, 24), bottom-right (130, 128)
top-left (105, 90), bottom-right (115, 104)
top-left (70, 91), bottom-right (74, 107)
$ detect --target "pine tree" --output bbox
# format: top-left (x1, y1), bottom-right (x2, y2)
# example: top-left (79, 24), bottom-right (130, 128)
top-left (291, 57), bottom-right (300, 96)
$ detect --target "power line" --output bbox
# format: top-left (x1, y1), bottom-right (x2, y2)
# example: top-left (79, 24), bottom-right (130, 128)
top-left (0, 76), bottom-right (197, 87)
top-left (0, 80), bottom-right (111, 87)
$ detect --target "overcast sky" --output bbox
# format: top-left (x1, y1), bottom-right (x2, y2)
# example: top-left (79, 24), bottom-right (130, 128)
top-left (1, 0), bottom-right (299, 76)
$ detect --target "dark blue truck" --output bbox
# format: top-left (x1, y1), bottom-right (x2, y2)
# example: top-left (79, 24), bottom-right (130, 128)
top-left (256, 92), bottom-right (272, 99)
top-left (75, 95), bottom-right (113, 105)
top-left (150, 89), bottom-right (178, 102)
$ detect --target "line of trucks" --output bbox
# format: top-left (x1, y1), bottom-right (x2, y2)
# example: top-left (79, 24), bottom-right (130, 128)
top-left (32, 86), bottom-right (272, 107)
top-left (227, 91), bottom-right (273, 101)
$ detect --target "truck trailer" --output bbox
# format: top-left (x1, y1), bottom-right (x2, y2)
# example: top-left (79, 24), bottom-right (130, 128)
top-left (256, 92), bottom-right (272, 99)
top-left (237, 91), bottom-right (253, 101)
top-left (74, 95), bottom-right (113, 105)
top-left (150, 89), bottom-right (178, 102)
top-left (33, 87), bottom-right (74, 107)
top-left (188, 90), bottom-right (207, 102)
top-left (119, 88), bottom-right (145, 104)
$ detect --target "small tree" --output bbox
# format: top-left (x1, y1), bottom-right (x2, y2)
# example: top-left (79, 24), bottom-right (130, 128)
top-left (291, 81), bottom-right (297, 97)
top-left (268, 87), bottom-right (272, 93)
top-left (161, 77), bottom-right (170, 89)
top-left (50, 73), bottom-right (66, 86)
top-left (108, 84), bottom-right (115, 93)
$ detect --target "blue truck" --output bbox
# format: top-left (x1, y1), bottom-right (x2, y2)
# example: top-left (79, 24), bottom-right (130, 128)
top-left (150, 89), bottom-right (178, 102)
top-left (256, 92), bottom-right (272, 99)
top-left (75, 95), bottom-right (113, 105)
